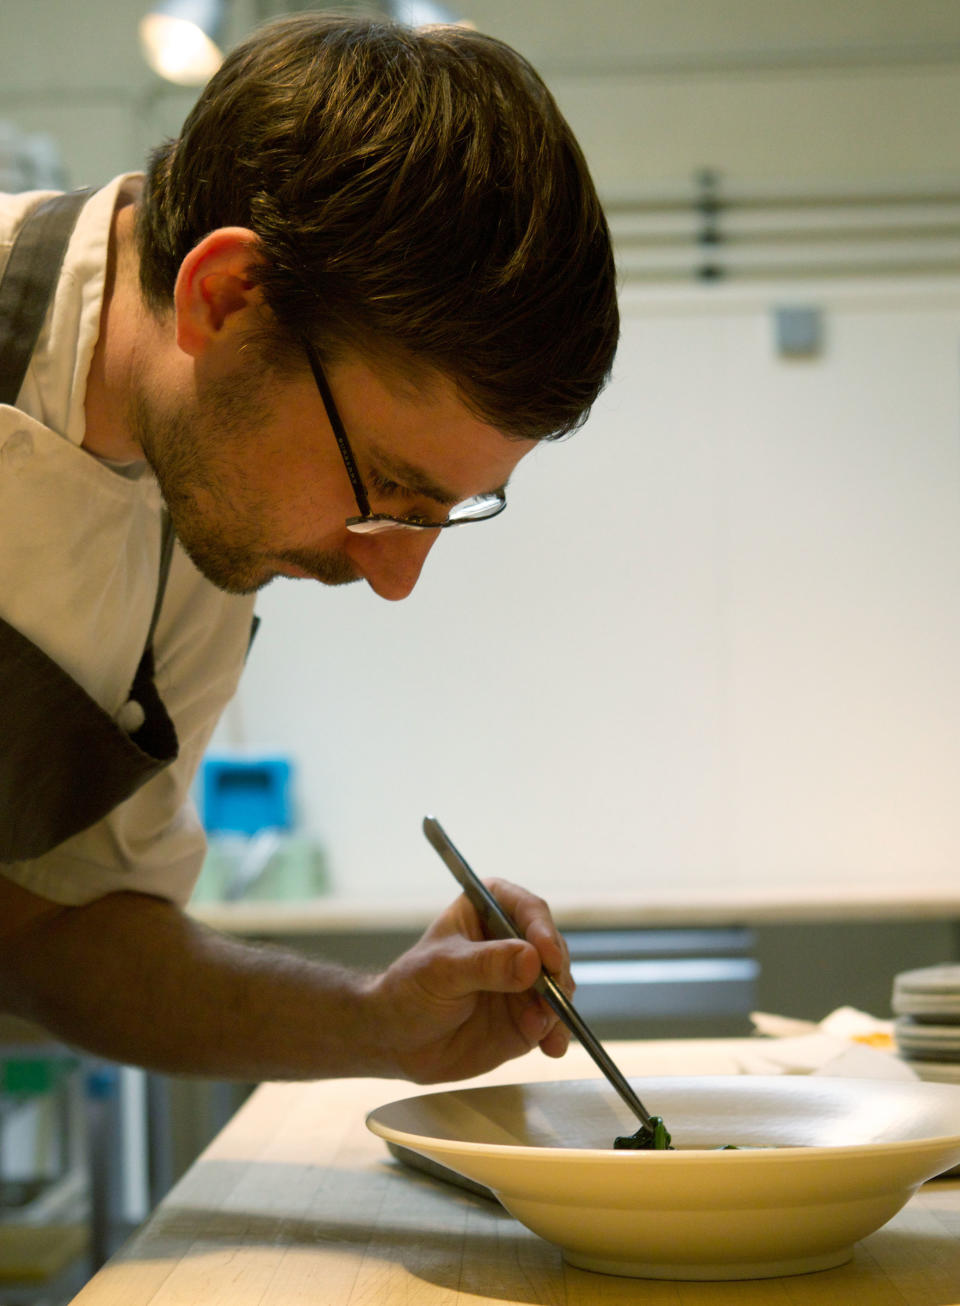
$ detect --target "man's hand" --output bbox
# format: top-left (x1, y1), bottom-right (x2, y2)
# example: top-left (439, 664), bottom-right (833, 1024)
top-left (368, 877), bottom-right (574, 1083)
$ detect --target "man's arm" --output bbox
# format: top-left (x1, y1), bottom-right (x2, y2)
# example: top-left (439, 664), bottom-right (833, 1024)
top-left (0, 874), bottom-right (571, 1082)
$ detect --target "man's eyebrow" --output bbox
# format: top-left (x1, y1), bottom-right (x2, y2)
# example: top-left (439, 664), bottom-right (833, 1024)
top-left (368, 442), bottom-right (507, 506)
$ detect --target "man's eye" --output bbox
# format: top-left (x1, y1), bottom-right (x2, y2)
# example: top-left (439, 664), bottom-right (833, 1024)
top-left (369, 469), bottom-right (418, 501)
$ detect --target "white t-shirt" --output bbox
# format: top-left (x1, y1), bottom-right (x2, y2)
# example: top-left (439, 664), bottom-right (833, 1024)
top-left (0, 176), bottom-right (256, 906)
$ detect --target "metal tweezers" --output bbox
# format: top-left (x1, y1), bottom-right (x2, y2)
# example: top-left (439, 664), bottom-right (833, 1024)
top-left (423, 815), bottom-right (668, 1148)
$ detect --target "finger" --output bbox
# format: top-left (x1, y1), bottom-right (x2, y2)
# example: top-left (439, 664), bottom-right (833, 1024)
top-left (430, 879), bottom-right (573, 993)
top-left (515, 994), bottom-right (553, 1047)
top-left (539, 1020), bottom-right (571, 1058)
top-left (512, 992), bottom-right (571, 1058)
top-left (483, 878), bottom-right (572, 984)
top-left (422, 935), bottom-right (542, 1002)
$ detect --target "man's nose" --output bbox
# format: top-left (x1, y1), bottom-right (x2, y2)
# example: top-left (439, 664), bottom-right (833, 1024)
top-left (345, 528), bottom-right (440, 601)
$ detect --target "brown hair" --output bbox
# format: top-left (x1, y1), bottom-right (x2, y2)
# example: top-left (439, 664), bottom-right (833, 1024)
top-left (136, 14), bottom-right (618, 440)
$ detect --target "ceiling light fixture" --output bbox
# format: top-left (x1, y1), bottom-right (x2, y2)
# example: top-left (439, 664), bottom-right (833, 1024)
top-left (388, 1), bottom-right (470, 27)
top-left (139, 0), bottom-right (227, 86)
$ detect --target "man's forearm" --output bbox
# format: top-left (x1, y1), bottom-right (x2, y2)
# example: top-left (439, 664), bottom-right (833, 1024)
top-left (0, 874), bottom-right (573, 1084)
top-left (1, 891), bottom-right (392, 1080)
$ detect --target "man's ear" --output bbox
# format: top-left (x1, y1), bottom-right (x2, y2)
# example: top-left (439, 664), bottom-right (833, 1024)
top-left (173, 228), bottom-right (265, 357)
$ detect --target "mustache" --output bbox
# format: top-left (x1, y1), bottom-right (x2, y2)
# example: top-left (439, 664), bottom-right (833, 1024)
top-left (271, 547), bottom-right (361, 587)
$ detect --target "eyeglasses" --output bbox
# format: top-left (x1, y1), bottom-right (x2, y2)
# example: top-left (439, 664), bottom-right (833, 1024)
top-left (302, 339), bottom-right (508, 536)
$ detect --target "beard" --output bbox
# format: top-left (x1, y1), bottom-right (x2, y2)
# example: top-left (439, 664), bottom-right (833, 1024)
top-left (129, 370), bottom-right (360, 595)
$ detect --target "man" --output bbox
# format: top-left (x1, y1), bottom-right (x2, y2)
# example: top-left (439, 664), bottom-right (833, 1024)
top-left (0, 15), bottom-right (618, 1085)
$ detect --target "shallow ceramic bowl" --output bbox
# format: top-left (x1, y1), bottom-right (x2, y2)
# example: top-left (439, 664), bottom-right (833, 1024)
top-left (366, 1075), bottom-right (960, 1280)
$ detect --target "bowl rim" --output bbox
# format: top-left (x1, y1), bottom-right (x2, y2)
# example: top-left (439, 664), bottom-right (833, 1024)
top-left (365, 1073), bottom-right (960, 1165)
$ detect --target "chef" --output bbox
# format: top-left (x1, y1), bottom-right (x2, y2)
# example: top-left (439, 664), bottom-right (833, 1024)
top-left (0, 14), bottom-right (618, 1085)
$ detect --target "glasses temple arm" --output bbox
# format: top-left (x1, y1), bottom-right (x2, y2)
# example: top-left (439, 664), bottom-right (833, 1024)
top-left (303, 341), bottom-right (372, 518)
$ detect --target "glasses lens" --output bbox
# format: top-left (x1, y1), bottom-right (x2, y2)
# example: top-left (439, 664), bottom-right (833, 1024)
top-left (446, 493), bottom-right (506, 523)
top-left (345, 516), bottom-right (413, 535)
top-left (345, 492), bottom-right (507, 535)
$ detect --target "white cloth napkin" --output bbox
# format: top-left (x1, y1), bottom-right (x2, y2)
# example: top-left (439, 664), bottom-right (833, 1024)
top-left (738, 1006), bottom-right (916, 1081)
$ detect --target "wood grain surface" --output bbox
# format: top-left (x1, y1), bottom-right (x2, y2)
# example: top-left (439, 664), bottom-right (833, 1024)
top-left (68, 1040), bottom-right (960, 1306)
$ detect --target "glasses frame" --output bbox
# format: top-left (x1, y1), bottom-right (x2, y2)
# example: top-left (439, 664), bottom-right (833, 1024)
top-left (302, 339), bottom-right (507, 535)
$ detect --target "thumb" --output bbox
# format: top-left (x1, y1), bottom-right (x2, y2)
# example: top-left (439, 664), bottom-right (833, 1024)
top-left (430, 936), bottom-right (541, 1000)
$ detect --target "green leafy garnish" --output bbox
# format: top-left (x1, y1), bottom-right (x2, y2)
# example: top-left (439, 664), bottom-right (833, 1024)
top-left (613, 1115), bottom-right (673, 1150)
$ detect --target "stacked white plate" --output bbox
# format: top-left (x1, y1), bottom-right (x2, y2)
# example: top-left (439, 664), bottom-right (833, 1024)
top-left (893, 964), bottom-right (960, 1084)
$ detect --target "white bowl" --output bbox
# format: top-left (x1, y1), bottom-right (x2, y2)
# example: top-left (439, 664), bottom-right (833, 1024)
top-left (366, 1075), bottom-right (960, 1280)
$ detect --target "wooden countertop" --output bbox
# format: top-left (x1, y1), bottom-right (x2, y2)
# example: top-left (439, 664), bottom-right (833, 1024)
top-left (189, 886), bottom-right (960, 935)
top-left (70, 1039), bottom-right (960, 1305)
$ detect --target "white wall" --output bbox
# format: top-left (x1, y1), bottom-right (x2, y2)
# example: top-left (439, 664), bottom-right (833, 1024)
top-left (224, 281), bottom-right (960, 905)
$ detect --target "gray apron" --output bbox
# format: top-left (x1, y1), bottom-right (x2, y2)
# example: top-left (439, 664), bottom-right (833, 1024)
top-left (0, 190), bottom-right (179, 861)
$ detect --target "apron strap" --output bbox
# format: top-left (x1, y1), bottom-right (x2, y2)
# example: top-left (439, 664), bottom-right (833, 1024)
top-left (0, 189), bottom-right (183, 860)
top-left (0, 189), bottom-right (176, 647)
top-left (146, 510), bottom-right (176, 649)
top-left (0, 190), bottom-right (92, 405)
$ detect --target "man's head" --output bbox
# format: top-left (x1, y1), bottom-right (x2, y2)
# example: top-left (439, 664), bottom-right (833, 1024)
top-left (135, 13), bottom-right (618, 443)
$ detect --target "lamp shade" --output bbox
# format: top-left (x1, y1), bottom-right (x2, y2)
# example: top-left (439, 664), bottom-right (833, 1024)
top-left (139, 0), bottom-right (226, 86)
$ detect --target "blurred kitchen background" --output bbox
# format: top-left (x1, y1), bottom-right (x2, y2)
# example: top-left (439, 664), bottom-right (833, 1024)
top-left (3, 0), bottom-right (960, 1297)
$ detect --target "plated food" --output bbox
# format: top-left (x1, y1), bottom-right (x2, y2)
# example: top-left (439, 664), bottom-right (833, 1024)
top-left (613, 1117), bottom-right (672, 1148)
top-left (367, 1074), bottom-right (960, 1280)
